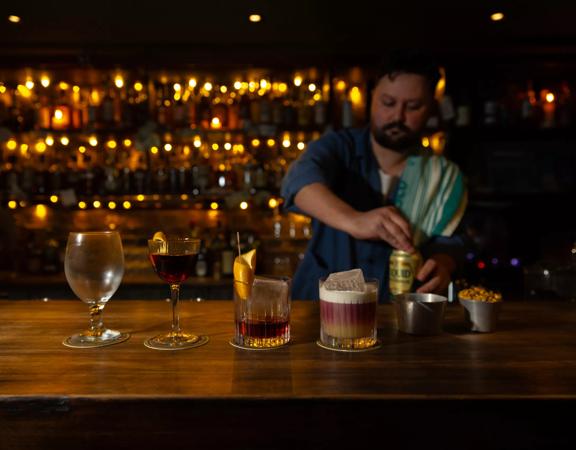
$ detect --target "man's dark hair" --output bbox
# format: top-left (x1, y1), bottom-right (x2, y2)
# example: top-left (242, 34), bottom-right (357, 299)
top-left (376, 49), bottom-right (441, 95)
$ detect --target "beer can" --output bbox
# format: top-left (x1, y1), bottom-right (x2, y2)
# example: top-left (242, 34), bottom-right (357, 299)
top-left (389, 250), bottom-right (423, 295)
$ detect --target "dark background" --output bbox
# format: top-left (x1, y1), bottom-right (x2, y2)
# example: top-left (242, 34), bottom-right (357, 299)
top-left (2, 0), bottom-right (576, 298)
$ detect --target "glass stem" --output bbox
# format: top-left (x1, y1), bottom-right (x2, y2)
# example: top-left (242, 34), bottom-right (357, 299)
top-left (89, 304), bottom-right (105, 336)
top-left (170, 283), bottom-right (181, 335)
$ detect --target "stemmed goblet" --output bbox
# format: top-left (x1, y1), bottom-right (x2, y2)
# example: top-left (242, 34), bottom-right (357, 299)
top-left (146, 237), bottom-right (208, 350)
top-left (63, 231), bottom-right (129, 348)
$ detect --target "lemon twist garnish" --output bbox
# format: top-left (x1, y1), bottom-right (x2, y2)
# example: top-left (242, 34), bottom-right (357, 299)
top-left (152, 231), bottom-right (167, 242)
top-left (233, 249), bottom-right (256, 300)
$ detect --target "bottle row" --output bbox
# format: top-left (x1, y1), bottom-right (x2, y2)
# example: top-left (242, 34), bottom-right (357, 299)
top-left (0, 69), bottom-right (365, 133)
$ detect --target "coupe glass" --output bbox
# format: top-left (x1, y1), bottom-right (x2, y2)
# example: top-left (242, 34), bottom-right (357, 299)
top-left (146, 237), bottom-right (208, 350)
top-left (63, 231), bottom-right (129, 348)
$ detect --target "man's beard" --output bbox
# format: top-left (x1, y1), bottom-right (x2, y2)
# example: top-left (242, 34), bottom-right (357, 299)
top-left (371, 121), bottom-right (421, 153)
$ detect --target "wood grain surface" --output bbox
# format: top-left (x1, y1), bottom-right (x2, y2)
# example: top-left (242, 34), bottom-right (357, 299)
top-left (1, 299), bottom-right (576, 449)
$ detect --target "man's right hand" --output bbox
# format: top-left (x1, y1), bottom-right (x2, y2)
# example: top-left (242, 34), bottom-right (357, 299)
top-left (346, 206), bottom-right (414, 252)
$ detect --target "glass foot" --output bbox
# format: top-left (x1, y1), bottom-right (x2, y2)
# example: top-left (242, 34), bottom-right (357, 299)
top-left (63, 330), bottom-right (130, 348)
top-left (144, 332), bottom-right (209, 350)
top-left (315, 339), bottom-right (381, 353)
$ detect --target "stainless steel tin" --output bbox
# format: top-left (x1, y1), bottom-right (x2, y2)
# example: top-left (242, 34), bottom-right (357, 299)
top-left (459, 297), bottom-right (502, 333)
top-left (393, 293), bottom-right (447, 335)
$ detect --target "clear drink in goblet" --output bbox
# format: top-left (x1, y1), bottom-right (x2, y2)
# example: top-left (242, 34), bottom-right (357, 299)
top-left (64, 231), bottom-right (129, 348)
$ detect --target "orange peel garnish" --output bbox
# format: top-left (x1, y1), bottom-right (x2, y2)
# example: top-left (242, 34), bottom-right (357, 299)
top-left (152, 231), bottom-right (167, 242)
top-left (233, 249), bottom-right (256, 300)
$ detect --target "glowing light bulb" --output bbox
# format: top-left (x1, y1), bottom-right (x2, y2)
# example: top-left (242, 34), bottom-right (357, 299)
top-left (294, 76), bottom-right (303, 87)
top-left (50, 195), bottom-right (58, 204)
top-left (240, 201), bottom-right (248, 210)
top-left (88, 136), bottom-right (98, 147)
top-left (134, 82), bottom-right (143, 92)
top-left (164, 143), bottom-right (173, 152)
top-left (123, 201), bottom-right (132, 209)
top-left (108, 202), bottom-right (116, 210)
top-left (268, 198), bottom-right (278, 209)
top-left (45, 136), bottom-right (54, 146)
top-left (78, 201), bottom-right (87, 209)
top-left (249, 14), bottom-right (261, 23)
top-left (8, 200), bottom-right (17, 209)
top-left (490, 12), bottom-right (504, 21)
top-left (210, 202), bottom-right (219, 210)
top-left (93, 200), bottom-right (102, 208)
top-left (114, 75), bottom-right (124, 89)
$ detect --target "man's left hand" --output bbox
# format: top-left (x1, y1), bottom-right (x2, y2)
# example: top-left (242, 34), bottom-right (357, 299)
top-left (414, 254), bottom-right (455, 294)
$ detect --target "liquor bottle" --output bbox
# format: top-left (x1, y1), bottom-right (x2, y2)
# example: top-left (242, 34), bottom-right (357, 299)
top-left (100, 86), bottom-right (117, 128)
top-left (195, 241), bottom-right (208, 278)
top-left (220, 230), bottom-right (235, 278)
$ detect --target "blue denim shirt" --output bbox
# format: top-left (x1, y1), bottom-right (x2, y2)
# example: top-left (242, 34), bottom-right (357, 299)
top-left (281, 127), bottom-right (467, 302)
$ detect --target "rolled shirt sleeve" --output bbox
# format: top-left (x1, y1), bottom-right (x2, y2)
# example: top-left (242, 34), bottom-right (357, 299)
top-left (281, 132), bottom-right (345, 213)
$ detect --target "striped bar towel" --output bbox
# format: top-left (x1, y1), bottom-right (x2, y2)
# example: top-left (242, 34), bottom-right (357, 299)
top-left (394, 153), bottom-right (467, 247)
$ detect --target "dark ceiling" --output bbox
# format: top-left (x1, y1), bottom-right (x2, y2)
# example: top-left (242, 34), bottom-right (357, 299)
top-left (1, 0), bottom-right (576, 68)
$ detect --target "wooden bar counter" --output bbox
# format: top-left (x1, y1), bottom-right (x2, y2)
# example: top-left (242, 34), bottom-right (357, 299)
top-left (1, 299), bottom-right (576, 449)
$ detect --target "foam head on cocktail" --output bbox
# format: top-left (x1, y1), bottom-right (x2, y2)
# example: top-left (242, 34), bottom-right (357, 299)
top-left (319, 269), bottom-right (378, 349)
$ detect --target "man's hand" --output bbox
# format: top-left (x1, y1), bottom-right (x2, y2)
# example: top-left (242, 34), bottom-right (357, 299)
top-left (346, 206), bottom-right (414, 252)
top-left (415, 254), bottom-right (456, 294)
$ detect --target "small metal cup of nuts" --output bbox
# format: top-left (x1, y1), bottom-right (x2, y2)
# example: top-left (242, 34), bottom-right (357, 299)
top-left (458, 286), bottom-right (502, 333)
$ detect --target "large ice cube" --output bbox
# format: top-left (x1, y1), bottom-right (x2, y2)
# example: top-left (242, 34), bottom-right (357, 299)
top-left (247, 276), bottom-right (290, 319)
top-left (324, 268), bottom-right (366, 292)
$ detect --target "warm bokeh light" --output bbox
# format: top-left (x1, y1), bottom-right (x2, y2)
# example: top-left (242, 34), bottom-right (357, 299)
top-left (40, 76), bottom-right (51, 88)
top-left (107, 140), bottom-right (117, 149)
top-left (282, 139), bottom-right (291, 148)
top-left (8, 15), bottom-right (21, 23)
top-left (34, 205), bottom-right (48, 220)
top-left (267, 139), bottom-right (275, 148)
top-left (60, 136), bottom-right (70, 146)
top-left (249, 14), bottom-right (262, 23)
top-left (546, 92), bottom-right (555, 103)
top-left (114, 75), bottom-right (124, 88)
top-left (6, 139), bottom-right (17, 150)
top-left (336, 80), bottom-right (346, 91)
top-left (350, 86), bottom-right (362, 105)
top-left (53, 109), bottom-right (64, 121)
top-left (134, 82), bottom-right (143, 92)
top-left (233, 81), bottom-right (242, 90)
top-left (35, 142), bottom-right (47, 153)
top-left (294, 76), bottom-right (303, 87)
top-left (210, 202), bottom-right (219, 210)
top-left (203, 82), bottom-right (213, 91)
top-left (211, 117), bottom-right (222, 128)
top-left (58, 82), bottom-right (69, 90)
top-left (89, 136), bottom-right (98, 147)
top-left (45, 136), bottom-right (54, 146)
top-left (17, 85), bottom-right (32, 98)
top-left (78, 201), bottom-right (87, 209)
top-left (224, 142), bottom-right (232, 151)
top-left (421, 136), bottom-right (430, 147)
top-left (25, 80), bottom-right (35, 90)
top-left (8, 200), bottom-right (17, 209)
top-left (308, 83), bottom-right (317, 92)
top-left (136, 194), bottom-right (145, 202)
top-left (490, 12), bottom-right (505, 21)
top-left (78, 146), bottom-right (86, 153)
top-left (220, 85), bottom-right (228, 93)
top-left (93, 200), bottom-right (102, 209)
top-left (297, 142), bottom-right (306, 151)
top-left (240, 201), bottom-right (249, 210)
top-left (212, 143), bottom-right (220, 151)
top-left (278, 82), bottom-right (288, 93)
top-left (251, 138), bottom-right (261, 147)
top-left (180, 194), bottom-right (189, 201)
top-left (193, 138), bottom-right (202, 148)
top-left (123, 139), bottom-right (132, 147)
top-left (123, 201), bottom-right (132, 209)
top-left (173, 83), bottom-right (182, 92)
top-left (188, 78), bottom-right (197, 89)
top-left (268, 198), bottom-right (278, 209)
top-left (50, 195), bottom-right (58, 204)
top-left (164, 143), bottom-right (173, 152)
top-left (150, 146), bottom-right (159, 154)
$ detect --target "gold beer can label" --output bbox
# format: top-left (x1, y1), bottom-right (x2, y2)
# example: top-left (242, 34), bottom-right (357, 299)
top-left (389, 250), bottom-right (422, 295)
